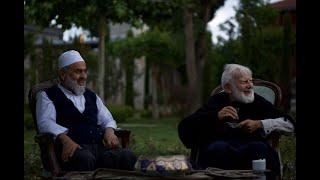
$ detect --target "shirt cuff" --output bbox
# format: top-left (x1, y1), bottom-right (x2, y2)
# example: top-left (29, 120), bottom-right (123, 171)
top-left (104, 122), bottom-right (117, 130)
top-left (261, 117), bottom-right (294, 136)
top-left (261, 119), bottom-right (273, 136)
top-left (52, 127), bottom-right (68, 140)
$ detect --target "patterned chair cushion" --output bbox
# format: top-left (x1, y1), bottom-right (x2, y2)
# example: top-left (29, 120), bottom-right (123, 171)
top-left (134, 155), bottom-right (191, 176)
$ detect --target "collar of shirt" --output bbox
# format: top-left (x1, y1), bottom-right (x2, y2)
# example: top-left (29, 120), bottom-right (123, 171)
top-left (57, 84), bottom-right (86, 113)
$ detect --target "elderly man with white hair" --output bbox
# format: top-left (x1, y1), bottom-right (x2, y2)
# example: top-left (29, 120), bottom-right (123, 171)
top-left (178, 63), bottom-right (295, 177)
top-left (36, 50), bottom-right (137, 171)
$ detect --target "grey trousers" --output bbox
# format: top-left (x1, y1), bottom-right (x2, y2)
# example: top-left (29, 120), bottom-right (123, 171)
top-left (56, 143), bottom-right (137, 171)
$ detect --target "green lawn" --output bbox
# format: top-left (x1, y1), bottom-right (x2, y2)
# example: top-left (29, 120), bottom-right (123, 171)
top-left (24, 116), bottom-right (295, 179)
top-left (119, 117), bottom-right (189, 156)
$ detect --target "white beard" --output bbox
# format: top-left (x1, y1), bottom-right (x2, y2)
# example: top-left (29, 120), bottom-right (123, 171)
top-left (231, 85), bottom-right (254, 104)
top-left (65, 76), bottom-right (86, 96)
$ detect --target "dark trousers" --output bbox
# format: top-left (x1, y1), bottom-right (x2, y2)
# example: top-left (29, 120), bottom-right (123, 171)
top-left (55, 143), bottom-right (137, 172)
top-left (198, 140), bottom-right (280, 175)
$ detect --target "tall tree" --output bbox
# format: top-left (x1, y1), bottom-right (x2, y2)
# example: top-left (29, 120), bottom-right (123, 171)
top-left (216, 0), bottom-right (294, 111)
top-left (182, 0), bottom-right (226, 113)
top-left (24, 0), bottom-right (144, 101)
top-left (111, 0), bottom-right (227, 116)
top-left (136, 0), bottom-right (226, 114)
top-left (280, 13), bottom-right (295, 112)
top-left (110, 28), bottom-right (183, 118)
top-left (235, 0), bottom-right (279, 73)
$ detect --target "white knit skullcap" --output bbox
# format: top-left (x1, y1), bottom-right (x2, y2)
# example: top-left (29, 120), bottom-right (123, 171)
top-left (58, 50), bottom-right (84, 69)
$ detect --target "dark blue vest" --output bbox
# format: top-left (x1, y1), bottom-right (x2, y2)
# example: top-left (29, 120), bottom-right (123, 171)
top-left (45, 85), bottom-right (104, 144)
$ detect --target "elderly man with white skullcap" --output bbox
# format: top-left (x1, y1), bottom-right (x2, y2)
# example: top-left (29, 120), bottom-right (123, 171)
top-left (36, 50), bottom-right (137, 171)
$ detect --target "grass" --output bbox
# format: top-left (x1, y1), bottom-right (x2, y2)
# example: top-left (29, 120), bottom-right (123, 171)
top-left (280, 135), bottom-right (296, 180)
top-left (24, 129), bottom-right (42, 180)
top-left (24, 130), bottom-right (36, 153)
top-left (24, 115), bottom-right (296, 179)
top-left (119, 117), bottom-right (189, 156)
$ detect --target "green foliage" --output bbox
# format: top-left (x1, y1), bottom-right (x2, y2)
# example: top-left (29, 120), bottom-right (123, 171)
top-left (24, 113), bottom-right (34, 130)
top-left (245, 26), bottom-right (284, 82)
top-left (25, 0), bottom-right (158, 102)
top-left (107, 105), bottom-right (134, 123)
top-left (25, 0), bottom-right (144, 30)
top-left (132, 0), bottom-right (184, 31)
top-left (233, 0), bottom-right (286, 83)
top-left (24, 0), bottom-right (186, 32)
top-left (109, 28), bottom-right (187, 112)
top-left (24, 130), bottom-right (42, 180)
top-left (110, 29), bottom-right (184, 68)
top-left (24, 149), bottom-right (42, 180)
top-left (139, 109), bottom-right (152, 118)
top-left (214, 0), bottom-right (295, 87)
top-left (280, 135), bottom-right (296, 180)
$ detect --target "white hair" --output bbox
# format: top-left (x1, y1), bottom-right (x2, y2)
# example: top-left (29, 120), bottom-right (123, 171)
top-left (221, 64), bottom-right (252, 90)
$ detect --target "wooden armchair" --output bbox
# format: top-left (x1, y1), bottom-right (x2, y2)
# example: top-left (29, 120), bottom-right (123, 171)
top-left (189, 79), bottom-right (285, 177)
top-left (28, 79), bottom-right (131, 178)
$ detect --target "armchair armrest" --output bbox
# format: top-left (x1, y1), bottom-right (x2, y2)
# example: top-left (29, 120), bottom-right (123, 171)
top-left (266, 131), bottom-right (281, 151)
top-left (190, 145), bottom-right (201, 170)
top-left (34, 133), bottom-right (62, 177)
top-left (33, 129), bottom-right (131, 177)
top-left (114, 128), bottom-right (131, 148)
top-left (34, 133), bottom-right (54, 144)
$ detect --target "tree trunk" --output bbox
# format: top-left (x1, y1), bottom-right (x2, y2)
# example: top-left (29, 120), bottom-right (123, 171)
top-left (144, 59), bottom-right (150, 109)
top-left (196, 1), bottom-right (212, 104)
top-left (151, 64), bottom-right (159, 119)
top-left (125, 59), bottom-right (134, 106)
top-left (280, 13), bottom-right (293, 112)
top-left (98, 18), bottom-right (107, 101)
top-left (184, 6), bottom-right (200, 113)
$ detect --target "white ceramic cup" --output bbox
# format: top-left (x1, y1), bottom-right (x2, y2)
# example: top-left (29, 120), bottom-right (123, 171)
top-left (252, 159), bottom-right (266, 171)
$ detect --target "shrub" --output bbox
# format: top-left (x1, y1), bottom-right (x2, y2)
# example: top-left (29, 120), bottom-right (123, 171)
top-left (107, 105), bottom-right (134, 123)
top-left (139, 109), bottom-right (152, 118)
top-left (24, 145), bottom-right (42, 180)
top-left (24, 130), bottom-right (44, 179)
top-left (280, 135), bottom-right (296, 180)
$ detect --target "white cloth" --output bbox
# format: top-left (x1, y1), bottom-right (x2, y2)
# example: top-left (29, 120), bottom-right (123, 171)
top-left (36, 84), bottom-right (117, 139)
top-left (58, 50), bottom-right (84, 69)
top-left (261, 117), bottom-right (294, 136)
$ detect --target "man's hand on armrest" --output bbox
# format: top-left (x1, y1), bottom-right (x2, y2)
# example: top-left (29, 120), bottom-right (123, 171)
top-left (103, 127), bottom-right (119, 149)
top-left (57, 133), bottom-right (81, 162)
